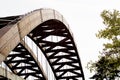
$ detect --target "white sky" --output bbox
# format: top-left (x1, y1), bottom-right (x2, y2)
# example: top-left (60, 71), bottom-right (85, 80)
top-left (0, 0), bottom-right (120, 79)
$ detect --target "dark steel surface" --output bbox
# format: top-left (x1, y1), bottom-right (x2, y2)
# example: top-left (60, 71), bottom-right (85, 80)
top-left (0, 14), bottom-right (85, 80)
top-left (28, 20), bottom-right (85, 80)
top-left (4, 43), bottom-right (46, 80)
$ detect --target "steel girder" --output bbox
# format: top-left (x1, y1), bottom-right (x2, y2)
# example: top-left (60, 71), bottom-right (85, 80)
top-left (27, 20), bottom-right (85, 80)
top-left (0, 8), bottom-right (85, 80)
top-left (4, 43), bottom-right (46, 80)
top-left (0, 16), bottom-right (21, 29)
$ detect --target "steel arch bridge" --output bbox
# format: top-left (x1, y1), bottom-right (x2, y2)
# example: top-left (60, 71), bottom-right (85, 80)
top-left (0, 8), bottom-right (85, 80)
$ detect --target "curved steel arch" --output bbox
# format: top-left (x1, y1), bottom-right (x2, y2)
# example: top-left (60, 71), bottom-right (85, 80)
top-left (0, 8), bottom-right (85, 80)
top-left (4, 41), bottom-right (47, 80)
top-left (27, 19), bottom-right (85, 80)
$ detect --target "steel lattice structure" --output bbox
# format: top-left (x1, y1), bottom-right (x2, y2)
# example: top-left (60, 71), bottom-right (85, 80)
top-left (4, 43), bottom-right (46, 79)
top-left (0, 8), bottom-right (85, 80)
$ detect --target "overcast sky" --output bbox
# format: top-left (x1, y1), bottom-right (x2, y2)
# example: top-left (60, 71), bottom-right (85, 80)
top-left (0, 0), bottom-right (120, 79)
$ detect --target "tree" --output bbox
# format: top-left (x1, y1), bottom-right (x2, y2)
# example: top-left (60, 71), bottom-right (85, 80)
top-left (87, 10), bottom-right (120, 80)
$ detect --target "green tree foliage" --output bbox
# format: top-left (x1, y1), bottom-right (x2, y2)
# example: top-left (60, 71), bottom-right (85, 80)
top-left (87, 10), bottom-right (120, 80)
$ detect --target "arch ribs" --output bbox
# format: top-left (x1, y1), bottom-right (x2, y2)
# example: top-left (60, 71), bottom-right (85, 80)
top-left (0, 8), bottom-right (85, 80)
top-left (28, 20), bottom-right (85, 80)
top-left (4, 43), bottom-right (46, 80)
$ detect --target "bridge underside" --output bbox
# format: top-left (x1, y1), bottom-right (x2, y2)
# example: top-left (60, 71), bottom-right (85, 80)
top-left (0, 67), bottom-right (25, 80)
top-left (0, 8), bottom-right (85, 80)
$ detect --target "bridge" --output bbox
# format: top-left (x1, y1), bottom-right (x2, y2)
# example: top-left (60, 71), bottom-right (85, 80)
top-left (0, 8), bottom-right (85, 80)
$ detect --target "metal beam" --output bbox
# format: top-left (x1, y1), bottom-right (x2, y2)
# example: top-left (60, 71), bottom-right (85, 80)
top-left (0, 67), bottom-right (25, 80)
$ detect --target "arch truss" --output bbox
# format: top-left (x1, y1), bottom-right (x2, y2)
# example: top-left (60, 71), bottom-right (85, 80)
top-left (0, 8), bottom-right (85, 80)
